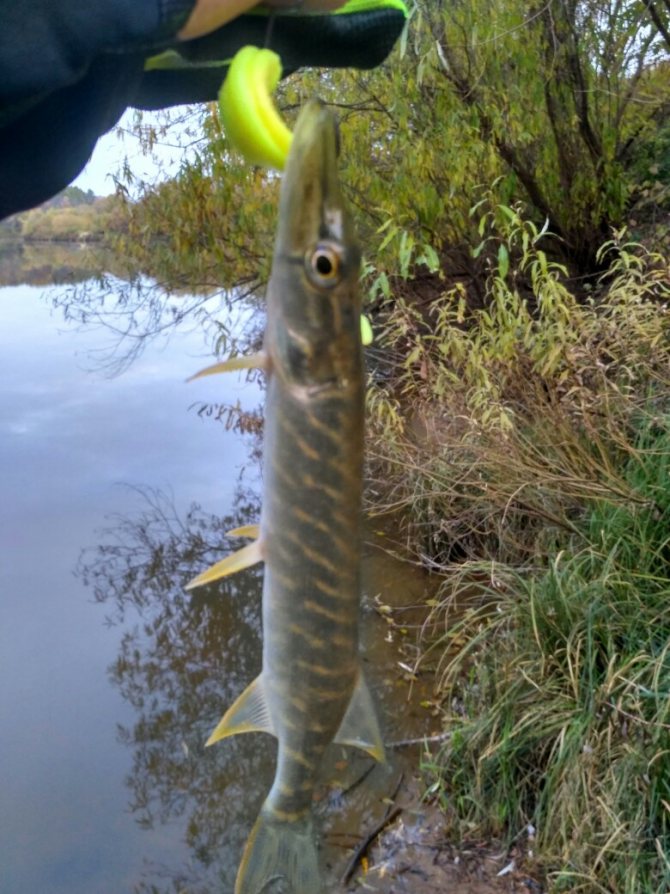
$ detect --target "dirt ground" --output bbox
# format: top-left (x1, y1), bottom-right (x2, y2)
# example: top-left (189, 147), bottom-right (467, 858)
top-left (345, 798), bottom-right (543, 894)
top-left (320, 763), bottom-right (544, 894)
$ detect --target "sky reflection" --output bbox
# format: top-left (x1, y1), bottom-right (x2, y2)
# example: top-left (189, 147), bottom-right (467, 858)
top-left (0, 280), bottom-right (261, 894)
top-left (0, 273), bottom-right (436, 894)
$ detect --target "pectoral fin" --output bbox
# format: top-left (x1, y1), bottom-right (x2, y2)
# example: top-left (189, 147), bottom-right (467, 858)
top-left (206, 674), bottom-right (275, 746)
top-left (334, 672), bottom-right (385, 762)
top-left (185, 539), bottom-right (263, 591)
top-left (187, 351), bottom-right (268, 382)
top-left (226, 523), bottom-right (261, 539)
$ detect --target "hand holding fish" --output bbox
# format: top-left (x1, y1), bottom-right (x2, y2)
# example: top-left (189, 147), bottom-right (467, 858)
top-left (179, 0), bottom-right (348, 40)
top-left (1, 0), bottom-right (406, 220)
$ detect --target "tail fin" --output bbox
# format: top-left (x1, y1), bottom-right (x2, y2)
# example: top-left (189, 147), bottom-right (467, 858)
top-left (235, 807), bottom-right (321, 894)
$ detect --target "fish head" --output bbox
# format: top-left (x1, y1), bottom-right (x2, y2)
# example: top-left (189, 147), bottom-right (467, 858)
top-left (268, 99), bottom-right (362, 392)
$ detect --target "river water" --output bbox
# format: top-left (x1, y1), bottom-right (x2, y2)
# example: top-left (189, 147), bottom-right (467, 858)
top-left (0, 244), bottom-right (437, 894)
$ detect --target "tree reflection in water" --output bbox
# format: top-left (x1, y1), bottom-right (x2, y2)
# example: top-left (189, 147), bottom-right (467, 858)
top-left (77, 485), bottom-right (275, 893)
top-left (50, 273), bottom-right (262, 376)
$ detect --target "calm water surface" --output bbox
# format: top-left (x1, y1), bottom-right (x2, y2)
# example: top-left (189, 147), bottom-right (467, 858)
top-left (0, 253), bottom-right (435, 894)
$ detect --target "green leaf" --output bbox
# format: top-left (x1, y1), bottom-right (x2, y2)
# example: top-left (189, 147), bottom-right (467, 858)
top-left (498, 243), bottom-right (510, 279)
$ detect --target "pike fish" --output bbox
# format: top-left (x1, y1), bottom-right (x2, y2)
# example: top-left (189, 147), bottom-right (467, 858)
top-left (186, 99), bottom-right (384, 893)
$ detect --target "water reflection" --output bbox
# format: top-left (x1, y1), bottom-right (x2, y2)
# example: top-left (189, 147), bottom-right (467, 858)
top-left (0, 271), bottom-right (263, 894)
top-left (49, 275), bottom-right (254, 376)
top-left (76, 485), bottom-right (439, 893)
top-left (0, 240), bottom-right (263, 376)
top-left (77, 485), bottom-right (271, 893)
top-left (0, 250), bottom-right (438, 893)
top-left (0, 240), bottom-right (120, 286)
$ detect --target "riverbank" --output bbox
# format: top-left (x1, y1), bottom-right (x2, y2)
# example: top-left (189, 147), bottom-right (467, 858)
top-left (342, 778), bottom-right (543, 893)
top-left (364, 220), bottom-right (670, 893)
top-left (6, 207), bottom-right (668, 892)
top-left (0, 239), bottom-right (132, 286)
top-left (1, 187), bottom-right (125, 245)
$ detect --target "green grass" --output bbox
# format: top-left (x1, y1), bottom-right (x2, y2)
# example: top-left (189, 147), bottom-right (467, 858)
top-left (365, 221), bottom-right (670, 893)
top-left (423, 414), bottom-right (670, 893)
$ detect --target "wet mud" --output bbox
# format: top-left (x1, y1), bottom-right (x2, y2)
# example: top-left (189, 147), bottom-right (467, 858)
top-left (319, 530), bottom-right (544, 894)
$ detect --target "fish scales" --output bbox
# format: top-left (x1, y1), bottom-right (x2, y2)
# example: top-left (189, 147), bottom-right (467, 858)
top-left (262, 302), bottom-right (363, 727)
top-left (190, 100), bottom-right (384, 894)
top-left (261, 147), bottom-right (365, 794)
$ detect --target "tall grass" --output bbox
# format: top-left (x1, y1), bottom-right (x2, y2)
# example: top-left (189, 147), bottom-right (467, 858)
top-left (365, 211), bottom-right (670, 892)
top-left (428, 414), bottom-right (670, 893)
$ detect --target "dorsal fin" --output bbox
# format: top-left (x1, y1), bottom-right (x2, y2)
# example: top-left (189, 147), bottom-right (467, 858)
top-left (185, 539), bottom-right (263, 591)
top-left (206, 674), bottom-right (275, 746)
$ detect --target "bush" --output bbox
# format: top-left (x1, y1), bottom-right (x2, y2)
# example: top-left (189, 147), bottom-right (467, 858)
top-left (365, 211), bottom-right (670, 892)
top-left (366, 212), bottom-right (670, 567)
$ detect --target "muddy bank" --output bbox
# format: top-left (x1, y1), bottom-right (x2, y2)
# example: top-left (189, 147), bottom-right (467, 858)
top-left (326, 530), bottom-right (544, 894)
top-left (339, 787), bottom-right (543, 893)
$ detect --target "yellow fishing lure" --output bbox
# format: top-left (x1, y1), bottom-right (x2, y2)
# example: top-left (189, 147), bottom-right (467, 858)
top-left (219, 45), bottom-right (373, 345)
top-left (218, 46), bottom-right (292, 170)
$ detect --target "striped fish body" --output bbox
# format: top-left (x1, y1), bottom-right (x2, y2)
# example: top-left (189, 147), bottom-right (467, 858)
top-left (258, 99), bottom-right (383, 829)
top-left (261, 272), bottom-right (365, 822)
top-left (195, 101), bottom-right (384, 894)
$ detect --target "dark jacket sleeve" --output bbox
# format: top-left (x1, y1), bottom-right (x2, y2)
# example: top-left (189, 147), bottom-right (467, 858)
top-left (0, 1), bottom-right (406, 220)
top-left (0, 0), bottom-right (194, 219)
top-left (1, 1), bottom-right (194, 115)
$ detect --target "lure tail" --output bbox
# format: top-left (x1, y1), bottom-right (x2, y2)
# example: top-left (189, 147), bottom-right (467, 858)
top-left (235, 806), bottom-right (320, 894)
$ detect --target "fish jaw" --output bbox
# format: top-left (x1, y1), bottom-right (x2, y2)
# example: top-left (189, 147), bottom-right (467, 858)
top-left (273, 99), bottom-right (353, 258)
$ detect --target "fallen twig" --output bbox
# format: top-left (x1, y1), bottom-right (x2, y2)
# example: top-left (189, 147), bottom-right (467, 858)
top-left (386, 731), bottom-right (451, 749)
top-left (341, 806), bottom-right (403, 885)
top-left (341, 773), bottom-right (405, 885)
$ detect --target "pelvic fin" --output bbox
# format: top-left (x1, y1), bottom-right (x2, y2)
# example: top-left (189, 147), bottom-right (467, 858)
top-left (185, 539), bottom-right (263, 591)
top-left (206, 674), bottom-right (275, 745)
top-left (333, 672), bottom-right (386, 762)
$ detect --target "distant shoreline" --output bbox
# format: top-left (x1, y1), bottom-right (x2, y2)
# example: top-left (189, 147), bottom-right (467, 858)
top-left (0, 234), bottom-right (104, 245)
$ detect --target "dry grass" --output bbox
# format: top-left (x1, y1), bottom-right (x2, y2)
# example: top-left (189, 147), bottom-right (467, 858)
top-left (366, 220), bottom-right (670, 892)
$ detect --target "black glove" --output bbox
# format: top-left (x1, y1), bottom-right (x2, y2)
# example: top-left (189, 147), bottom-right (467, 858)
top-left (138, 2), bottom-right (408, 108)
top-left (0, 0), bottom-right (406, 219)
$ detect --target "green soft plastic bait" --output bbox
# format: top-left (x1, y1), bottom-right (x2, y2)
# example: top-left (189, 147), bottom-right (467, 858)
top-left (218, 46), bottom-right (292, 170)
top-left (360, 314), bottom-right (373, 346)
top-left (217, 43), bottom-right (375, 347)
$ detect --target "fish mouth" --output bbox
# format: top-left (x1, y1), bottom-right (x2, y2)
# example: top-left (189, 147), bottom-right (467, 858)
top-left (289, 98), bottom-right (340, 168)
top-left (274, 99), bottom-right (348, 255)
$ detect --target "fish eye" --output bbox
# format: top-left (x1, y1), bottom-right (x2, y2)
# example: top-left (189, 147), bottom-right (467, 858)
top-left (306, 243), bottom-right (342, 287)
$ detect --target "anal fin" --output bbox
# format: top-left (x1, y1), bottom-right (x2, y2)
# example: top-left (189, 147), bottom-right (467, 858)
top-left (185, 539), bottom-right (263, 591)
top-left (206, 674), bottom-right (275, 746)
top-left (187, 352), bottom-right (267, 382)
top-left (334, 671), bottom-right (385, 763)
